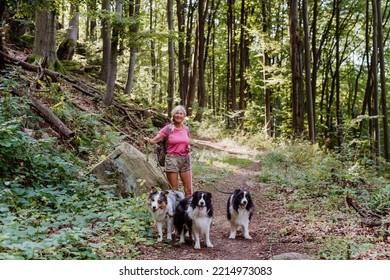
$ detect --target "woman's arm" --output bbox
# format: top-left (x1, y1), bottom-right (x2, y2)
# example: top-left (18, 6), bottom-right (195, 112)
top-left (144, 133), bottom-right (164, 145)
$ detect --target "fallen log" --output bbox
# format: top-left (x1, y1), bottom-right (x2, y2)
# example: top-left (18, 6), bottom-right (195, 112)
top-left (346, 192), bottom-right (383, 228)
top-left (12, 88), bottom-right (75, 139)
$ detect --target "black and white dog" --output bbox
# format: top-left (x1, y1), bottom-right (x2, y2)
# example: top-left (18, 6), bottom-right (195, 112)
top-left (174, 191), bottom-right (214, 249)
top-left (147, 187), bottom-right (185, 242)
top-left (227, 189), bottom-right (254, 239)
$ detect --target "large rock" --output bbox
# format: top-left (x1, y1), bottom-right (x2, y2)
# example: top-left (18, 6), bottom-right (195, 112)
top-left (91, 142), bottom-right (170, 197)
top-left (269, 252), bottom-right (311, 260)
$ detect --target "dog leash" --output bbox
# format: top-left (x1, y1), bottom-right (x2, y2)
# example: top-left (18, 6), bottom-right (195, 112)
top-left (191, 147), bottom-right (233, 195)
top-left (145, 135), bottom-right (232, 195)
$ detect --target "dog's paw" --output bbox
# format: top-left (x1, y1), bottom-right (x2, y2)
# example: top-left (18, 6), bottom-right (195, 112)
top-left (206, 243), bottom-right (214, 248)
top-left (244, 235), bottom-right (252, 240)
top-left (228, 233), bottom-right (236, 239)
top-left (194, 243), bottom-right (201, 249)
top-left (157, 237), bottom-right (163, 242)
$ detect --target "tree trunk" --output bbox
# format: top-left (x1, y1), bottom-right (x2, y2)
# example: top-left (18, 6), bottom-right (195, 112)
top-left (176, 0), bottom-right (186, 105)
top-left (32, 7), bottom-right (58, 67)
top-left (288, 0), bottom-right (304, 136)
top-left (57, 4), bottom-right (79, 61)
top-left (194, 0), bottom-right (207, 122)
top-left (149, 0), bottom-right (157, 103)
top-left (185, 2), bottom-right (196, 114)
top-left (303, 0), bottom-right (315, 143)
top-left (124, 0), bottom-right (141, 97)
top-left (371, 0), bottom-right (380, 157)
top-left (0, 0), bottom-right (5, 69)
top-left (167, 0), bottom-right (175, 117)
top-left (103, 1), bottom-right (122, 106)
top-left (262, 0), bottom-right (272, 136)
top-left (99, 0), bottom-right (111, 82)
top-left (238, 0), bottom-right (247, 128)
top-left (376, 0), bottom-right (390, 161)
top-left (86, 0), bottom-right (97, 41)
top-left (187, 24), bottom-right (198, 116)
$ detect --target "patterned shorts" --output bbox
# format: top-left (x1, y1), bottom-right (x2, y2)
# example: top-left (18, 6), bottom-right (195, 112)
top-left (165, 154), bottom-right (191, 173)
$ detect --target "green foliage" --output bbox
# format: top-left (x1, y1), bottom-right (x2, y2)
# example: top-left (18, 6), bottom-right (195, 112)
top-left (256, 139), bottom-right (389, 212)
top-left (0, 79), bottom-right (153, 259)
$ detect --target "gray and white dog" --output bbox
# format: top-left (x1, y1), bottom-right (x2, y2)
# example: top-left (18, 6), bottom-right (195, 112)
top-left (147, 187), bottom-right (185, 241)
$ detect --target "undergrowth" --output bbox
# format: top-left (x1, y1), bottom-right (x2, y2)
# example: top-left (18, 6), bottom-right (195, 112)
top-left (0, 82), bottom-right (154, 259)
top-left (254, 139), bottom-right (390, 259)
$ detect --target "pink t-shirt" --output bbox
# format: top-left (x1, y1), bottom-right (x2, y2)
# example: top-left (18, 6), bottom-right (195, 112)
top-left (158, 125), bottom-right (190, 156)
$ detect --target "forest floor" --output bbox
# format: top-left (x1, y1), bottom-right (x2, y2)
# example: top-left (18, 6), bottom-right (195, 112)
top-left (136, 138), bottom-right (318, 260)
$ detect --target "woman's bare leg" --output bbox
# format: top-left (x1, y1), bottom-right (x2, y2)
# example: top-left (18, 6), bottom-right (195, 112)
top-left (179, 170), bottom-right (192, 197)
top-left (166, 172), bottom-right (179, 190)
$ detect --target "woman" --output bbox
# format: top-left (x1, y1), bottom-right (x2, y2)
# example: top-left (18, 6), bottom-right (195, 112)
top-left (144, 105), bottom-right (192, 197)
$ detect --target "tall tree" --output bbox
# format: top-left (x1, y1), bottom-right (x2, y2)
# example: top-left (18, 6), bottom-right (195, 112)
top-left (124, 0), bottom-right (141, 96)
top-left (303, 0), bottom-right (315, 142)
top-left (226, 0), bottom-right (237, 127)
top-left (288, 0), bottom-right (304, 136)
top-left (376, 0), bottom-right (390, 161)
top-left (32, 5), bottom-right (59, 68)
top-left (176, 0), bottom-right (186, 105)
top-left (149, 0), bottom-right (157, 103)
top-left (371, 0), bottom-right (380, 156)
top-left (0, 0), bottom-right (6, 69)
top-left (194, 0), bottom-right (208, 121)
top-left (99, 0), bottom-right (111, 82)
top-left (238, 0), bottom-right (249, 128)
top-left (57, 4), bottom-right (79, 61)
top-left (103, 0), bottom-right (123, 105)
top-left (167, 0), bottom-right (175, 116)
top-left (262, 0), bottom-right (273, 136)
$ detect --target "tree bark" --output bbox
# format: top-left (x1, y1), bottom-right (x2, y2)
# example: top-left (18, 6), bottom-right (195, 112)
top-left (288, 0), bottom-right (304, 136)
top-left (32, 7), bottom-right (58, 67)
top-left (262, 0), bottom-right (272, 136)
top-left (376, 0), bottom-right (390, 161)
top-left (167, 0), bottom-right (175, 116)
top-left (124, 0), bottom-right (141, 97)
top-left (99, 0), bottom-right (111, 82)
top-left (194, 0), bottom-right (207, 122)
top-left (0, 0), bottom-right (5, 69)
top-left (103, 1), bottom-right (123, 106)
top-left (57, 4), bottom-right (79, 61)
top-left (371, 0), bottom-right (380, 157)
top-left (303, 0), bottom-right (315, 143)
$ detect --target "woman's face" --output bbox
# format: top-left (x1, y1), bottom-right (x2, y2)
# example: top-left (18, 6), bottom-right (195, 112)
top-left (173, 110), bottom-right (185, 123)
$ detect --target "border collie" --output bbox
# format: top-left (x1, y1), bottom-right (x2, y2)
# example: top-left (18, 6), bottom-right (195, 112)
top-left (147, 187), bottom-right (185, 241)
top-left (227, 189), bottom-right (254, 239)
top-left (174, 191), bottom-right (214, 249)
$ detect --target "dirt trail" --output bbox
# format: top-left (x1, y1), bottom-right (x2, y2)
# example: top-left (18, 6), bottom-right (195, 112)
top-left (137, 139), bottom-right (316, 260)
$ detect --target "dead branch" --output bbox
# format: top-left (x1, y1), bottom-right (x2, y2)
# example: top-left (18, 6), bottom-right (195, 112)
top-left (12, 88), bottom-right (75, 139)
top-left (346, 193), bottom-right (383, 227)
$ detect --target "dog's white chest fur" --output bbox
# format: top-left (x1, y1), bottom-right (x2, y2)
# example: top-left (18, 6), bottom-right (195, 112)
top-left (190, 207), bottom-right (212, 234)
top-left (229, 206), bottom-right (251, 225)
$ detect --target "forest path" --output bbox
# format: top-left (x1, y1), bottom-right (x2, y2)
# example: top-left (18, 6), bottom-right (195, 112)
top-left (136, 138), bottom-right (317, 260)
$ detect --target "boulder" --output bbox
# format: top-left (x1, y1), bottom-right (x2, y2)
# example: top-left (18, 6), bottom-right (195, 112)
top-left (91, 142), bottom-right (170, 197)
top-left (269, 252), bottom-right (311, 260)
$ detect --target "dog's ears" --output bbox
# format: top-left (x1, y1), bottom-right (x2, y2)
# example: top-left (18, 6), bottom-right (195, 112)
top-left (150, 187), bottom-right (158, 194)
top-left (162, 190), bottom-right (170, 196)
